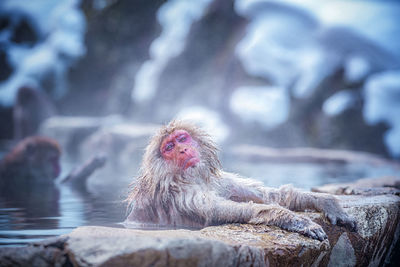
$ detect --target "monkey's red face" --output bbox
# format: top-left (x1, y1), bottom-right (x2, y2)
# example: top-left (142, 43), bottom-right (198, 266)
top-left (160, 130), bottom-right (200, 170)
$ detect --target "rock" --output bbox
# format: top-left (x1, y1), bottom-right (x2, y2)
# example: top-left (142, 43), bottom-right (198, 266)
top-left (0, 49), bottom-right (13, 82)
top-left (79, 123), bottom-right (159, 164)
top-left (39, 115), bottom-right (124, 158)
top-left (14, 85), bottom-right (56, 140)
top-left (1, 194), bottom-right (399, 266)
top-left (60, 154), bottom-right (107, 187)
top-left (39, 115), bottom-right (159, 195)
top-left (229, 145), bottom-right (400, 165)
top-left (63, 0), bottom-right (164, 116)
top-left (312, 176), bottom-right (400, 196)
top-left (78, 122), bottom-right (159, 194)
top-left (0, 238), bottom-right (67, 267)
top-left (39, 115), bottom-right (159, 164)
top-left (138, 0), bottom-right (249, 122)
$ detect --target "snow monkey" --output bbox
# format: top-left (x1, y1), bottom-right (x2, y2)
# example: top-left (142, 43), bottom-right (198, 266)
top-left (126, 120), bottom-right (356, 240)
top-left (0, 136), bottom-right (61, 182)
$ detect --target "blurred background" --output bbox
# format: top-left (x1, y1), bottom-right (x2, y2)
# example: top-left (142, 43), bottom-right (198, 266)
top-left (0, 0), bottom-right (399, 246)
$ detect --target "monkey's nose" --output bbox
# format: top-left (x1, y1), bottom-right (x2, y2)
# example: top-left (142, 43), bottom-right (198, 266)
top-left (179, 147), bottom-right (187, 154)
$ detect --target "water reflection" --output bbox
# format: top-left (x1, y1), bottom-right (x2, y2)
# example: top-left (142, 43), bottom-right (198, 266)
top-left (0, 178), bottom-right (125, 247)
top-left (0, 182), bottom-right (61, 246)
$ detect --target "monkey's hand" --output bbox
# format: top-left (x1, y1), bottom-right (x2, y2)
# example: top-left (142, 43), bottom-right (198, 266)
top-left (249, 205), bottom-right (327, 241)
top-left (284, 216), bottom-right (327, 241)
top-left (317, 195), bottom-right (357, 232)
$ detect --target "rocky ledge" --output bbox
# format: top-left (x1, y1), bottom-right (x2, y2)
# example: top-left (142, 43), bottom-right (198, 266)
top-left (0, 194), bottom-right (399, 267)
top-left (312, 176), bottom-right (400, 196)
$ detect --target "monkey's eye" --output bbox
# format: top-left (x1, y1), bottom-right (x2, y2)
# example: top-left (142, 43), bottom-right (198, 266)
top-left (176, 134), bottom-right (187, 143)
top-left (164, 142), bottom-right (174, 152)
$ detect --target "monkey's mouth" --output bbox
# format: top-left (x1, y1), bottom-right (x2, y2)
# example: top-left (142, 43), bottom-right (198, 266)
top-left (183, 157), bottom-right (200, 170)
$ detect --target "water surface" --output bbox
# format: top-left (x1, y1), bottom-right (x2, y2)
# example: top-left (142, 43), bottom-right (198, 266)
top-left (1, 158), bottom-right (398, 247)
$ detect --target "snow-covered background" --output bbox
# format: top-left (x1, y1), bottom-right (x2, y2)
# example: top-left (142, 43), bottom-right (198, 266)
top-left (0, 0), bottom-right (85, 106)
top-left (232, 0), bottom-right (400, 157)
top-left (1, 0), bottom-right (399, 157)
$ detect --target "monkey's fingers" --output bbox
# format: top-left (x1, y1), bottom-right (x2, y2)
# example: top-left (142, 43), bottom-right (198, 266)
top-left (303, 225), bottom-right (327, 241)
top-left (327, 214), bottom-right (337, 225)
top-left (327, 212), bottom-right (357, 232)
top-left (286, 218), bottom-right (328, 241)
top-left (337, 215), bottom-right (358, 232)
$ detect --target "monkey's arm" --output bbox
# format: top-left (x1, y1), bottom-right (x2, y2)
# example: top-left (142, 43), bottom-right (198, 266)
top-left (220, 172), bottom-right (356, 231)
top-left (263, 185), bottom-right (357, 231)
top-left (203, 195), bottom-right (327, 241)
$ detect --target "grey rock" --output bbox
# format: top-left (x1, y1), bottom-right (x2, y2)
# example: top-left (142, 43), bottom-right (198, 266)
top-left (0, 243), bottom-right (67, 267)
top-left (39, 115), bottom-right (124, 159)
top-left (229, 145), bottom-right (399, 165)
top-left (312, 176), bottom-right (400, 196)
top-left (328, 232), bottom-right (356, 267)
top-left (78, 123), bottom-right (159, 193)
top-left (39, 115), bottom-right (159, 195)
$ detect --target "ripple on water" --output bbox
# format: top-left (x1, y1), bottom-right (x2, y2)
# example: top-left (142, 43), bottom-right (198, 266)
top-left (0, 160), bottom-right (398, 246)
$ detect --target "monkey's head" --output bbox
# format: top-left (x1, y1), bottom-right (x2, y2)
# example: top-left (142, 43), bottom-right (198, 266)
top-left (141, 120), bottom-right (221, 181)
top-left (8, 136), bottom-right (62, 181)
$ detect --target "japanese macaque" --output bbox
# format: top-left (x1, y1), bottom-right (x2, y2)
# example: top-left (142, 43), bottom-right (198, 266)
top-left (13, 85), bottom-right (56, 140)
top-left (0, 137), bottom-right (61, 219)
top-left (0, 136), bottom-right (61, 183)
top-left (126, 120), bottom-right (357, 241)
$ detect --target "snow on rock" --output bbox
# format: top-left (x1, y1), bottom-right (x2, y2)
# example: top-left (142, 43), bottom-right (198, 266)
top-left (176, 106), bottom-right (229, 143)
top-left (363, 70), bottom-right (400, 157)
top-left (0, 0), bottom-right (86, 106)
top-left (235, 0), bottom-right (400, 94)
top-left (230, 86), bottom-right (289, 129)
top-left (323, 90), bottom-right (357, 117)
top-left (234, 0), bottom-right (400, 156)
top-left (131, 0), bottom-right (214, 103)
top-left (292, 51), bottom-right (341, 99)
top-left (240, 0), bottom-right (400, 60)
top-left (235, 1), bottom-right (319, 88)
top-left (292, 0), bottom-right (400, 60)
